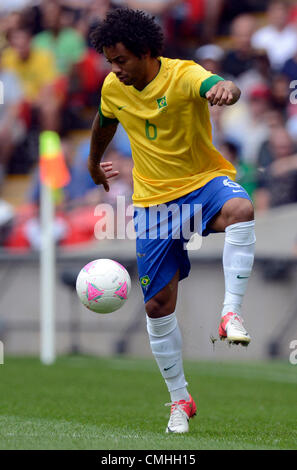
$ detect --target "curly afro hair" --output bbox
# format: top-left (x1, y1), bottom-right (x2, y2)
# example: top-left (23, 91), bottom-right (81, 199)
top-left (90, 8), bottom-right (164, 58)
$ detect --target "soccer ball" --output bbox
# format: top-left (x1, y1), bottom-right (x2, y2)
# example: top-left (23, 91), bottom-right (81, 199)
top-left (76, 258), bottom-right (131, 314)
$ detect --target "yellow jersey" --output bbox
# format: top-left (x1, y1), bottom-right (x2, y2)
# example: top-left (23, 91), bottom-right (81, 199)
top-left (2, 47), bottom-right (58, 101)
top-left (100, 57), bottom-right (236, 207)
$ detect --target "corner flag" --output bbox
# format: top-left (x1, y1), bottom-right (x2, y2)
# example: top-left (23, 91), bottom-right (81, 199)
top-left (39, 131), bottom-right (70, 189)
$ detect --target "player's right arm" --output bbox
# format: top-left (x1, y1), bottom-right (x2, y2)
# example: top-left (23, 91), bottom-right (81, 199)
top-left (88, 111), bottom-right (118, 192)
top-left (205, 80), bottom-right (241, 106)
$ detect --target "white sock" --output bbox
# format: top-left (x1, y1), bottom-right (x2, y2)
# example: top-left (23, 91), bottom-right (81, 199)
top-left (222, 220), bottom-right (256, 317)
top-left (146, 312), bottom-right (190, 402)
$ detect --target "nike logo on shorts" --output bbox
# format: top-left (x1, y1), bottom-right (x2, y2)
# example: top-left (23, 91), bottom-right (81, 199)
top-left (164, 364), bottom-right (176, 371)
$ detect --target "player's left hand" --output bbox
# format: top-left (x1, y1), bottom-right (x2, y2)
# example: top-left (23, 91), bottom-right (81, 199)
top-left (206, 81), bottom-right (241, 106)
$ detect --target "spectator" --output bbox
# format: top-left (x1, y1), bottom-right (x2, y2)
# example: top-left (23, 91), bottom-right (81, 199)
top-left (85, 0), bottom-right (114, 28)
top-left (269, 73), bottom-right (290, 118)
top-left (63, 45), bottom-right (109, 127)
top-left (30, 1), bottom-right (109, 129)
top-left (282, 51), bottom-right (297, 83)
top-left (199, 0), bottom-right (225, 43)
top-left (32, 0), bottom-right (87, 75)
top-left (219, 140), bottom-right (257, 199)
top-left (77, 0), bottom-right (113, 45)
top-left (222, 14), bottom-right (259, 78)
top-left (2, 27), bottom-right (62, 131)
top-left (264, 106), bottom-right (286, 130)
top-left (2, 28), bottom-right (57, 102)
top-left (113, 0), bottom-right (183, 18)
top-left (167, 0), bottom-right (225, 46)
top-left (251, 0), bottom-right (297, 71)
top-left (235, 49), bottom-right (271, 101)
top-left (218, 0), bottom-right (269, 36)
top-left (194, 44), bottom-right (226, 76)
top-left (287, 114), bottom-right (297, 144)
top-left (258, 124), bottom-right (295, 170)
top-left (255, 127), bottom-right (297, 211)
top-left (112, 0), bottom-right (195, 53)
top-left (0, 43), bottom-right (24, 183)
top-left (0, 0), bottom-right (35, 15)
top-left (289, 1), bottom-right (297, 29)
top-left (220, 84), bottom-right (271, 164)
top-left (0, 10), bottom-right (23, 38)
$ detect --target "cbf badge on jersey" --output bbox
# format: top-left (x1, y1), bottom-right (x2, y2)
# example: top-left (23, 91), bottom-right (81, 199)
top-left (157, 96), bottom-right (167, 112)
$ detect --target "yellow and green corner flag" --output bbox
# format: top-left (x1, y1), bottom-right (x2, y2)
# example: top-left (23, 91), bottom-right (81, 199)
top-left (39, 131), bottom-right (71, 189)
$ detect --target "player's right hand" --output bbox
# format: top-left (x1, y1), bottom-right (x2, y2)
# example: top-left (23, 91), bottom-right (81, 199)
top-left (89, 161), bottom-right (119, 192)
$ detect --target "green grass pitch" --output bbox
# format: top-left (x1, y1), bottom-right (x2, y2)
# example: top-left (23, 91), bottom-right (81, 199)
top-left (0, 356), bottom-right (296, 450)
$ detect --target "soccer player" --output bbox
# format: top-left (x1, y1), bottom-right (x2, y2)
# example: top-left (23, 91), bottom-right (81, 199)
top-left (88, 8), bottom-right (256, 433)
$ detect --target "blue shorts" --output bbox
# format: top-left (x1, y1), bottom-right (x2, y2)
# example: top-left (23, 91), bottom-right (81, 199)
top-left (133, 176), bottom-right (252, 303)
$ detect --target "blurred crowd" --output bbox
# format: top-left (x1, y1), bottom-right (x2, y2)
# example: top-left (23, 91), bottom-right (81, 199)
top-left (0, 0), bottom-right (297, 250)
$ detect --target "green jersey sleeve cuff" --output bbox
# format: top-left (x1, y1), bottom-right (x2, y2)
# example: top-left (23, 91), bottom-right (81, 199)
top-left (200, 75), bottom-right (225, 98)
top-left (99, 103), bottom-right (118, 127)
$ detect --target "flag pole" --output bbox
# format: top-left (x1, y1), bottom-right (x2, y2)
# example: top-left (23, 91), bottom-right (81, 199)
top-left (40, 179), bottom-right (56, 365)
top-left (39, 131), bottom-right (70, 365)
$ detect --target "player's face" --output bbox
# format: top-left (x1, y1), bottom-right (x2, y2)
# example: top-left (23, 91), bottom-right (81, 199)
top-left (103, 43), bottom-right (147, 87)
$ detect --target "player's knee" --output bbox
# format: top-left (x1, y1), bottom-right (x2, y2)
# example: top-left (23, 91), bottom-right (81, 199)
top-left (228, 200), bottom-right (254, 225)
top-left (145, 294), bottom-right (175, 318)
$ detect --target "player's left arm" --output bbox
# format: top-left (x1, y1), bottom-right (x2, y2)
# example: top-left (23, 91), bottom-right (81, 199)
top-left (205, 80), bottom-right (241, 106)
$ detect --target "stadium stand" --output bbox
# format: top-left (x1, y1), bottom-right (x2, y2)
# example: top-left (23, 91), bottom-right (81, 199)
top-left (0, 0), bottom-right (296, 360)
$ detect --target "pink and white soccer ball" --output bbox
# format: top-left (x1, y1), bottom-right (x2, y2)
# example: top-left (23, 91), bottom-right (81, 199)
top-left (76, 259), bottom-right (131, 314)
